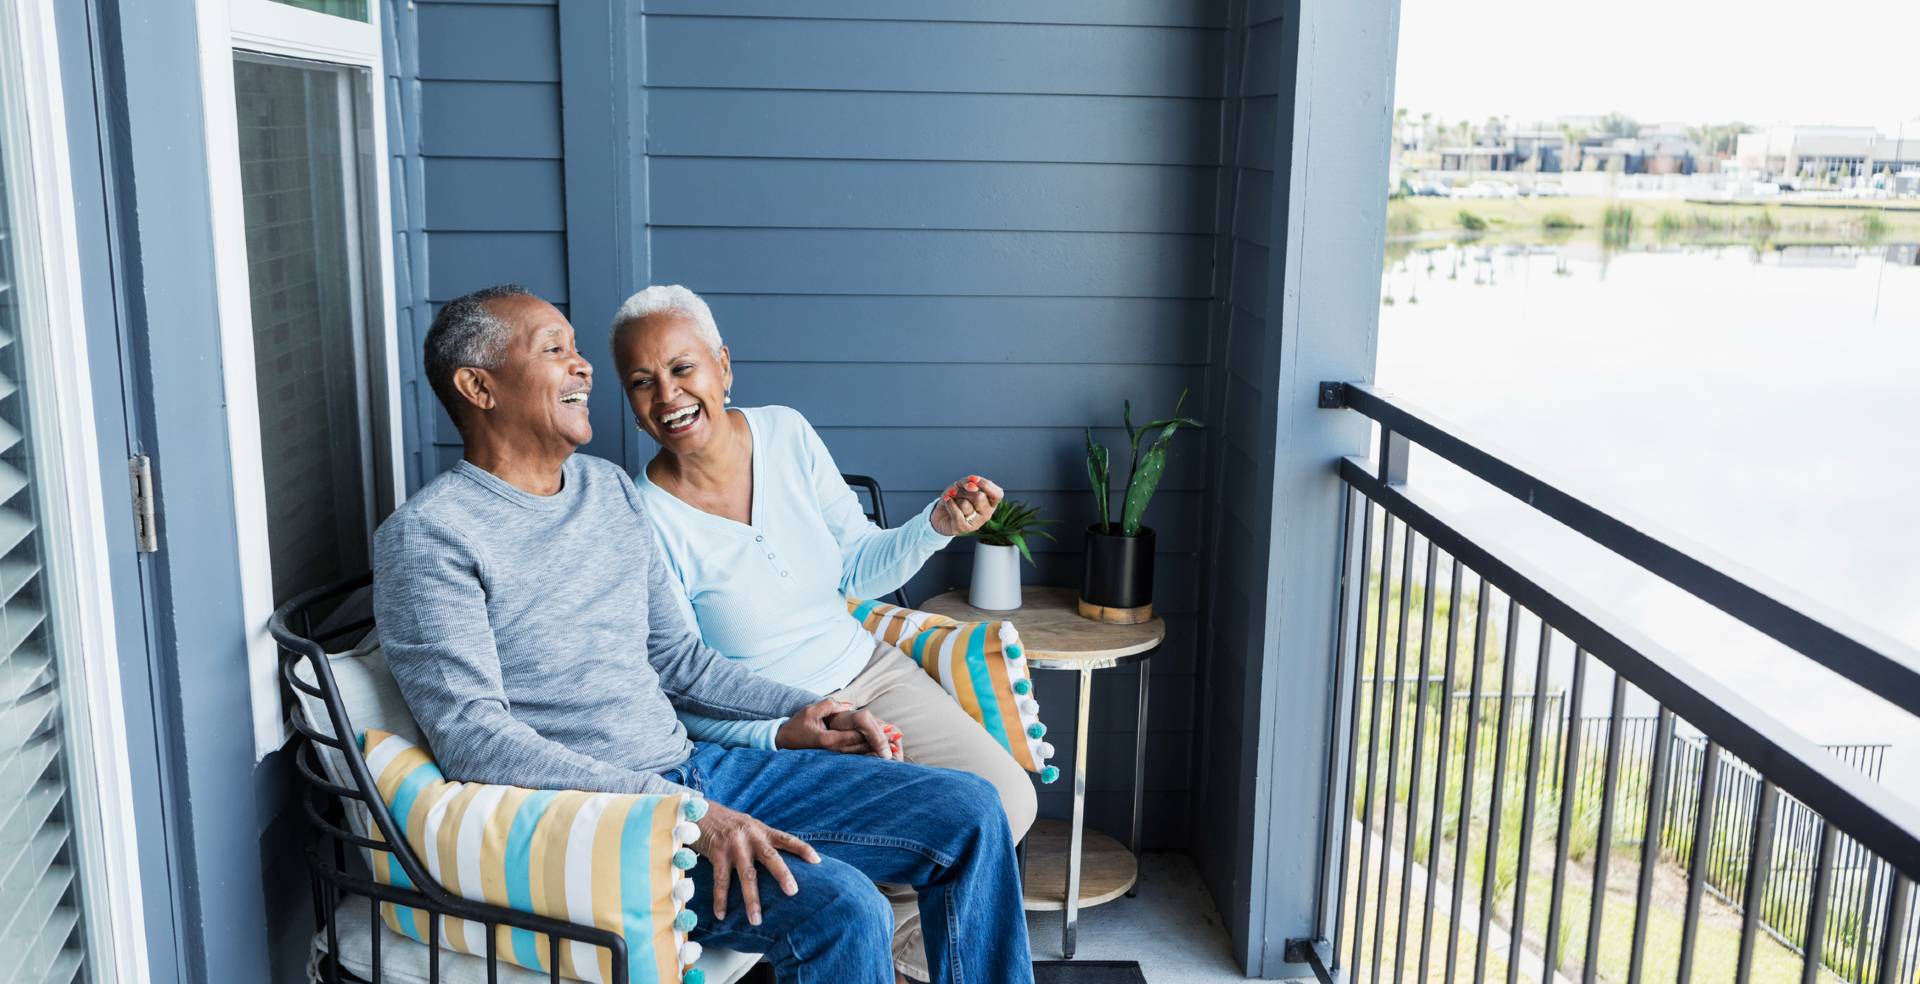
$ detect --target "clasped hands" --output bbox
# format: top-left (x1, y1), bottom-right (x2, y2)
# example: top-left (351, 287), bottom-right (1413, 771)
top-left (694, 698), bottom-right (900, 925)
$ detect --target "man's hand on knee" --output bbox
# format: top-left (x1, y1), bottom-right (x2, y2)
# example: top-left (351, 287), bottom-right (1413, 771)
top-left (776, 698), bottom-right (901, 758)
top-left (693, 802), bottom-right (820, 926)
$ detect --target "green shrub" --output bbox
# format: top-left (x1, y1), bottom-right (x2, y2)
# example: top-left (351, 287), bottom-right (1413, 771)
top-left (1456, 210), bottom-right (1488, 232)
top-left (1540, 212), bottom-right (1580, 230)
top-left (1601, 204), bottom-right (1635, 233)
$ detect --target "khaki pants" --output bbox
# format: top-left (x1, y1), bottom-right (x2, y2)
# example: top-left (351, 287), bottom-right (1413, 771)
top-left (830, 639), bottom-right (1038, 981)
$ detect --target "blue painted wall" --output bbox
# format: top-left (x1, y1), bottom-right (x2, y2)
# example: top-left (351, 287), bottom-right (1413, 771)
top-left (393, 0), bottom-right (1232, 849)
top-left (1193, 0), bottom-right (1289, 953)
top-left (634, 1), bottom-right (1227, 848)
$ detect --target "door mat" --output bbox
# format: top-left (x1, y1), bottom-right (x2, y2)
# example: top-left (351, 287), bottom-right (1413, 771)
top-left (1033, 960), bottom-right (1149, 983)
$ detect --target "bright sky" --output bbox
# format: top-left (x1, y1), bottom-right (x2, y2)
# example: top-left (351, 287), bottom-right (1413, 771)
top-left (1394, 0), bottom-right (1920, 131)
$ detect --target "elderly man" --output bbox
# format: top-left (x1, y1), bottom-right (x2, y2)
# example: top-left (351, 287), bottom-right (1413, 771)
top-left (373, 283), bottom-right (1033, 984)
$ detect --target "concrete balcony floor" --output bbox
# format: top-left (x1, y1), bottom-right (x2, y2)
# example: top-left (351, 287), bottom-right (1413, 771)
top-left (1023, 852), bottom-right (1251, 983)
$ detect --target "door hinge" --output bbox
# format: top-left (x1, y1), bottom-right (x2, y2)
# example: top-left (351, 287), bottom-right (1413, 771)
top-left (128, 455), bottom-right (158, 553)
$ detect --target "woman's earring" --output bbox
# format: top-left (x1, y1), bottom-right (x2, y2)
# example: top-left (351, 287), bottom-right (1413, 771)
top-left (634, 418), bottom-right (647, 432)
top-left (724, 388), bottom-right (732, 405)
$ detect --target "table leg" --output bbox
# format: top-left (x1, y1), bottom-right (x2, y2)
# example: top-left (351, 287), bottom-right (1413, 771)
top-left (1065, 667), bottom-right (1092, 959)
top-left (1127, 659), bottom-right (1150, 896)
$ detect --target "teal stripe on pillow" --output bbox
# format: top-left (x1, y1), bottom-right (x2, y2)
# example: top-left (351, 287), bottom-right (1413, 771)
top-left (620, 798), bottom-right (663, 984)
top-left (505, 789), bottom-right (559, 970)
top-left (963, 623), bottom-right (1011, 750)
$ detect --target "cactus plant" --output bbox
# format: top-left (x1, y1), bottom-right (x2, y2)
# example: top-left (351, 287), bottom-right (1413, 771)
top-left (1086, 390), bottom-right (1202, 537)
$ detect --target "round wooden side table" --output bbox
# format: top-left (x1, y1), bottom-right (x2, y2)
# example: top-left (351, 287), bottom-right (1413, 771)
top-left (920, 586), bottom-right (1165, 959)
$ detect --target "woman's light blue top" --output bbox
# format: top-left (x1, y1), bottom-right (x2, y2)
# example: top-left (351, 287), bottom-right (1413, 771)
top-left (636, 405), bottom-right (952, 748)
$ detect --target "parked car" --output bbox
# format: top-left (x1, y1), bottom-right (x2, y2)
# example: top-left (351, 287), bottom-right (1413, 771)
top-left (1531, 183), bottom-right (1568, 197)
top-left (1415, 182), bottom-right (1453, 197)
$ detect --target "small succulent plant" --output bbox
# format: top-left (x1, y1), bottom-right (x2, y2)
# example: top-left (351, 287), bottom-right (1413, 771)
top-left (1085, 390), bottom-right (1202, 537)
top-left (962, 499), bottom-right (1058, 566)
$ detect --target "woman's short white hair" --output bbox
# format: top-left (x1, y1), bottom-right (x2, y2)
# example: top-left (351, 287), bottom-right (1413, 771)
top-left (610, 284), bottom-right (724, 357)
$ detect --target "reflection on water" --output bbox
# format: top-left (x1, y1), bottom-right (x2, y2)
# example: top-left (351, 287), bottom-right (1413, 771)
top-left (1376, 240), bottom-right (1920, 798)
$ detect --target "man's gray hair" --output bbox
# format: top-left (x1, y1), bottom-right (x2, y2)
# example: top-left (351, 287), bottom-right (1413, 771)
top-left (610, 284), bottom-right (724, 357)
top-left (425, 283), bottom-right (532, 427)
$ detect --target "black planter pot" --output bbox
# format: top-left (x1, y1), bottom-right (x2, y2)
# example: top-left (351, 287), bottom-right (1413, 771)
top-left (1079, 524), bottom-right (1155, 623)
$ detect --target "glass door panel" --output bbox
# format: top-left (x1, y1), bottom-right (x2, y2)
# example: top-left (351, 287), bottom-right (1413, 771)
top-left (233, 55), bottom-right (378, 605)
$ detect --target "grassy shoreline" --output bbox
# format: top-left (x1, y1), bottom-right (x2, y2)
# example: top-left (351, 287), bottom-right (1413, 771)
top-left (1386, 195), bottom-right (1920, 245)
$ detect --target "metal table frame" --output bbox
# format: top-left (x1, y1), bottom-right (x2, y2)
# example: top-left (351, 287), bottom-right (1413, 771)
top-left (1029, 643), bottom-right (1159, 958)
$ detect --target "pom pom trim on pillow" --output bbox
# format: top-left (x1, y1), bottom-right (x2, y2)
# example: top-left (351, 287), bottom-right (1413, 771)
top-left (359, 729), bottom-right (707, 984)
top-left (847, 599), bottom-right (1056, 780)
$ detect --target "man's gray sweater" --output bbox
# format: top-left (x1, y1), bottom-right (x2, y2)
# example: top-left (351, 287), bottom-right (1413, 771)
top-left (372, 454), bottom-right (819, 797)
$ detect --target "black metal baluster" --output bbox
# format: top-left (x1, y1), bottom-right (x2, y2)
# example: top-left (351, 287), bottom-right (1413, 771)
top-left (1853, 851), bottom-right (1882, 983)
top-left (324, 883), bottom-right (341, 984)
top-left (1371, 531), bottom-right (1419, 984)
top-left (1418, 557), bottom-right (1465, 981)
top-left (487, 922), bottom-right (499, 984)
top-left (1445, 581), bottom-right (1494, 984)
top-left (1677, 741), bottom-right (1723, 984)
top-left (551, 933), bottom-right (563, 984)
top-left (1473, 597), bottom-right (1523, 984)
top-left (1394, 541), bottom-right (1442, 984)
top-left (1800, 819), bottom-right (1837, 984)
top-left (1332, 495), bottom-right (1377, 970)
top-left (1351, 514), bottom-right (1397, 976)
top-left (1543, 647), bottom-right (1589, 984)
top-left (1583, 674), bottom-right (1628, 984)
top-left (1628, 708), bottom-right (1675, 984)
top-left (371, 895), bottom-right (383, 982)
top-left (1735, 781), bottom-right (1779, 984)
top-left (1876, 876), bottom-right (1912, 984)
top-left (430, 913), bottom-right (441, 983)
top-left (1505, 621), bottom-right (1556, 984)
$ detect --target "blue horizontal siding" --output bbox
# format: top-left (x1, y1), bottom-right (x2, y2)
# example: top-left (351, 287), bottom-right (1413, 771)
top-left (422, 159), bottom-right (565, 231)
top-left (643, 0), bottom-right (1226, 28)
top-left (416, 4), bottom-right (559, 81)
top-left (732, 364), bottom-right (1201, 426)
top-left (419, 81), bottom-right (562, 158)
top-left (647, 90), bottom-right (1222, 164)
top-left (708, 295), bottom-right (1209, 364)
top-left (646, 17), bottom-right (1224, 97)
top-left (649, 159), bottom-right (1218, 233)
top-left (806, 426), bottom-right (1208, 493)
top-left (653, 229), bottom-right (1215, 296)
top-left (425, 231), bottom-right (568, 302)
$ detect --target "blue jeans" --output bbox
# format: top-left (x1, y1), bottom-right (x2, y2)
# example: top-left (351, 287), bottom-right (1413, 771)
top-left (667, 742), bottom-right (1032, 984)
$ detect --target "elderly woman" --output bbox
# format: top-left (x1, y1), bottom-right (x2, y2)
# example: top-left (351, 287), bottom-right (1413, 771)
top-left (610, 285), bottom-right (1037, 982)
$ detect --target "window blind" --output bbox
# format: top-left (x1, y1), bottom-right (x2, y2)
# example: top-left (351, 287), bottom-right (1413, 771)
top-left (0, 84), bottom-right (89, 984)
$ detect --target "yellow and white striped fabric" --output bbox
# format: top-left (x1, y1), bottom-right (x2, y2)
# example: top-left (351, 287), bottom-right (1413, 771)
top-left (358, 730), bottom-right (705, 984)
top-left (846, 600), bottom-right (1058, 782)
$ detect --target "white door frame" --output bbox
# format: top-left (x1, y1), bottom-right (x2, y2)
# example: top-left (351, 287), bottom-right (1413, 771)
top-left (191, 0), bottom-right (405, 759)
top-left (4, 0), bottom-right (151, 979)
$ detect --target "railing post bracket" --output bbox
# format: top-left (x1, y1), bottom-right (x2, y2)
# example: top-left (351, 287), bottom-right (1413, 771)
top-left (1284, 937), bottom-right (1335, 984)
top-left (1318, 381), bottom-right (1347, 409)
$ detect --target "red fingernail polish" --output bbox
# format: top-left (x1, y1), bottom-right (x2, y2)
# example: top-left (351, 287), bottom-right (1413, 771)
top-left (942, 488), bottom-right (956, 499)
top-left (965, 482), bottom-right (979, 492)
top-left (969, 475), bottom-right (981, 483)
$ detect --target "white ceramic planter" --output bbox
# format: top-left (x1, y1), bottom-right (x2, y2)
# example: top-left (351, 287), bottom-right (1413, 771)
top-left (968, 541), bottom-right (1023, 611)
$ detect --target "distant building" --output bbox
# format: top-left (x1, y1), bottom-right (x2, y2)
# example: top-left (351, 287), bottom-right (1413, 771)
top-left (1736, 125), bottom-right (1920, 185)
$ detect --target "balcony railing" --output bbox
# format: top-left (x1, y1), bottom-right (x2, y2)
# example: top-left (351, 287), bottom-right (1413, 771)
top-left (1295, 383), bottom-right (1920, 984)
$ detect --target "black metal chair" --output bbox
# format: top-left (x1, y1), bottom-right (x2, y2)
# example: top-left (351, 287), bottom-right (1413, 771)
top-left (273, 574), bottom-right (637, 984)
top-left (841, 473), bottom-right (911, 607)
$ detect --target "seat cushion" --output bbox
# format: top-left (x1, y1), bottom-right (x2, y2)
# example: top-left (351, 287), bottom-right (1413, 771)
top-left (289, 639), bottom-right (761, 980)
top-left (359, 730), bottom-right (705, 984)
top-left (312, 893), bottom-right (762, 984)
top-left (848, 599), bottom-right (1057, 781)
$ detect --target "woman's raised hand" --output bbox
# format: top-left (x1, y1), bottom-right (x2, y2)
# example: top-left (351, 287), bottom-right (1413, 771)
top-left (931, 474), bottom-right (1005, 536)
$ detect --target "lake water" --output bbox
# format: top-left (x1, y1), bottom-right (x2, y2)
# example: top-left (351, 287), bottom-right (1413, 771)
top-left (1374, 240), bottom-right (1920, 800)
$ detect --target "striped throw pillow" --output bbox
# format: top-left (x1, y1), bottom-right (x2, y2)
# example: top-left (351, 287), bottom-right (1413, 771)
top-left (847, 599), bottom-right (1058, 783)
top-left (359, 730), bottom-right (708, 984)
